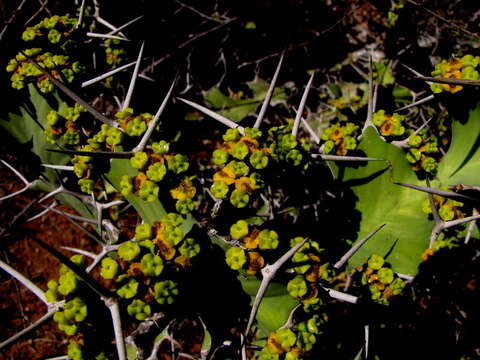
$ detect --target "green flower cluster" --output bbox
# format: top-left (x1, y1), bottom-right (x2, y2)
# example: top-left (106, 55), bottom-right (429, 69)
top-left (120, 142), bottom-right (194, 205)
top-left (287, 237), bottom-right (331, 311)
top-left (45, 255), bottom-right (89, 337)
top-left (268, 123), bottom-right (312, 167)
top-left (225, 220), bottom-right (280, 275)
top-left (320, 122), bottom-right (359, 156)
top-left (372, 110), bottom-right (405, 137)
top-left (353, 254), bottom-right (406, 305)
top-left (210, 128), bottom-right (266, 208)
top-left (115, 107), bottom-right (153, 137)
top-left (6, 14), bottom-right (83, 92)
top-left (430, 54), bottom-right (480, 94)
top-left (44, 103), bottom-right (85, 145)
top-left (98, 213), bottom-right (200, 318)
top-left (105, 38), bottom-right (126, 68)
top-left (405, 129), bottom-right (440, 174)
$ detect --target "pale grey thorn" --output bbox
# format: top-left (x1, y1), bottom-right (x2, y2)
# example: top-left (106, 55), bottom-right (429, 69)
top-left (292, 72), bottom-right (315, 137)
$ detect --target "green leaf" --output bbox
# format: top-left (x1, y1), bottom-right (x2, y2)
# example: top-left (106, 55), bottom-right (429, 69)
top-left (0, 85), bottom-right (70, 182)
top-left (126, 344), bottom-right (138, 360)
top-left (240, 277), bottom-right (298, 333)
top-left (343, 126), bottom-right (432, 275)
top-left (437, 103), bottom-right (480, 186)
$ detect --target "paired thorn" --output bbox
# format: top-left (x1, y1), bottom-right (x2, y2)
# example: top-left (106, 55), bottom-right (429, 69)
top-left (254, 52), bottom-right (284, 129)
top-left (0, 159), bottom-right (40, 201)
top-left (395, 182), bottom-right (478, 203)
top-left (82, 61), bottom-right (136, 88)
top-left (394, 95), bottom-right (435, 113)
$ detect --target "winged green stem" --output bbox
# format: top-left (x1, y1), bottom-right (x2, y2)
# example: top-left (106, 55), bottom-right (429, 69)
top-left (21, 52), bottom-right (118, 128)
top-left (177, 97), bottom-right (245, 134)
top-left (122, 42), bottom-right (145, 110)
top-left (254, 52), bottom-right (284, 128)
top-left (134, 76), bottom-right (177, 152)
top-left (82, 61), bottom-right (136, 88)
top-left (0, 259), bottom-right (47, 304)
top-left (244, 237), bottom-right (308, 337)
top-left (292, 72), bottom-right (314, 137)
top-left (334, 224), bottom-right (385, 269)
top-left (104, 297), bottom-right (127, 360)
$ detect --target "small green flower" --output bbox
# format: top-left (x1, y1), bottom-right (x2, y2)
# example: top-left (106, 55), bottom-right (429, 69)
top-left (120, 175), bottom-right (133, 197)
top-left (244, 127), bottom-right (262, 139)
top-left (117, 279), bottom-right (139, 299)
top-left (287, 276), bottom-right (308, 298)
top-left (161, 213), bottom-right (184, 226)
top-left (439, 204), bottom-right (455, 221)
top-left (286, 149), bottom-right (302, 166)
top-left (67, 343), bottom-right (83, 360)
top-left (135, 223), bottom-right (152, 241)
top-left (106, 127), bottom-right (124, 146)
top-left (408, 134), bottom-right (423, 147)
top-left (367, 254), bottom-right (384, 270)
top-left (175, 198), bottom-right (195, 214)
top-left (280, 134), bottom-right (298, 150)
top-left (223, 128), bottom-right (240, 141)
top-left (226, 160), bottom-right (248, 177)
top-left (230, 220), bottom-right (249, 240)
top-left (164, 225), bottom-right (184, 245)
top-left (213, 149), bottom-right (229, 165)
top-left (167, 154), bottom-right (189, 174)
top-left (64, 297), bottom-right (87, 322)
top-left (154, 280), bottom-right (178, 305)
top-left (47, 110), bottom-right (59, 126)
top-left (78, 178), bottom-right (94, 194)
top-left (249, 150), bottom-right (268, 169)
top-left (323, 140), bottom-right (335, 154)
top-left (100, 258), bottom-right (118, 279)
top-left (45, 280), bottom-right (59, 302)
top-left (179, 238), bottom-right (201, 258)
top-left (421, 156), bottom-right (437, 173)
top-left (151, 140), bottom-right (170, 154)
top-left (225, 247), bottom-right (246, 270)
top-left (146, 162), bottom-right (167, 182)
top-left (130, 152), bottom-right (148, 170)
top-left (140, 253), bottom-right (164, 276)
top-left (118, 241), bottom-right (141, 261)
top-left (22, 27), bottom-right (37, 41)
top-left (276, 328), bottom-right (297, 350)
top-left (372, 110), bottom-right (387, 127)
top-left (258, 229), bottom-right (279, 250)
top-left (63, 130), bottom-right (80, 145)
top-left (126, 117), bottom-right (147, 136)
top-left (230, 189), bottom-right (249, 208)
top-left (47, 28), bottom-right (62, 43)
top-left (232, 142), bottom-right (249, 160)
top-left (58, 272), bottom-right (79, 296)
top-left (377, 267), bottom-right (394, 284)
top-left (127, 299), bottom-right (151, 320)
top-left (138, 180), bottom-right (159, 202)
top-left (210, 181), bottom-right (229, 199)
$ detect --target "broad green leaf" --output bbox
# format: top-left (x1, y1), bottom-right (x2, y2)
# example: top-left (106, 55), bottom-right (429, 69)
top-left (437, 103), bottom-right (480, 186)
top-left (0, 85), bottom-right (70, 182)
top-left (343, 126), bottom-right (432, 275)
top-left (126, 344), bottom-right (138, 360)
top-left (240, 277), bottom-right (298, 333)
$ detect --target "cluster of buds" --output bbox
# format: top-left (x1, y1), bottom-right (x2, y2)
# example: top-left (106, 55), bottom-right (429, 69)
top-left (352, 254), bottom-right (406, 305)
top-left (405, 129), bottom-right (440, 174)
top-left (6, 14), bottom-right (83, 92)
top-left (320, 122), bottom-right (359, 156)
top-left (44, 104), bottom-right (86, 145)
top-left (372, 110), bottom-right (405, 137)
top-left (430, 54), bottom-right (480, 94)
top-left (422, 193), bottom-right (465, 222)
top-left (225, 219), bottom-right (280, 275)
